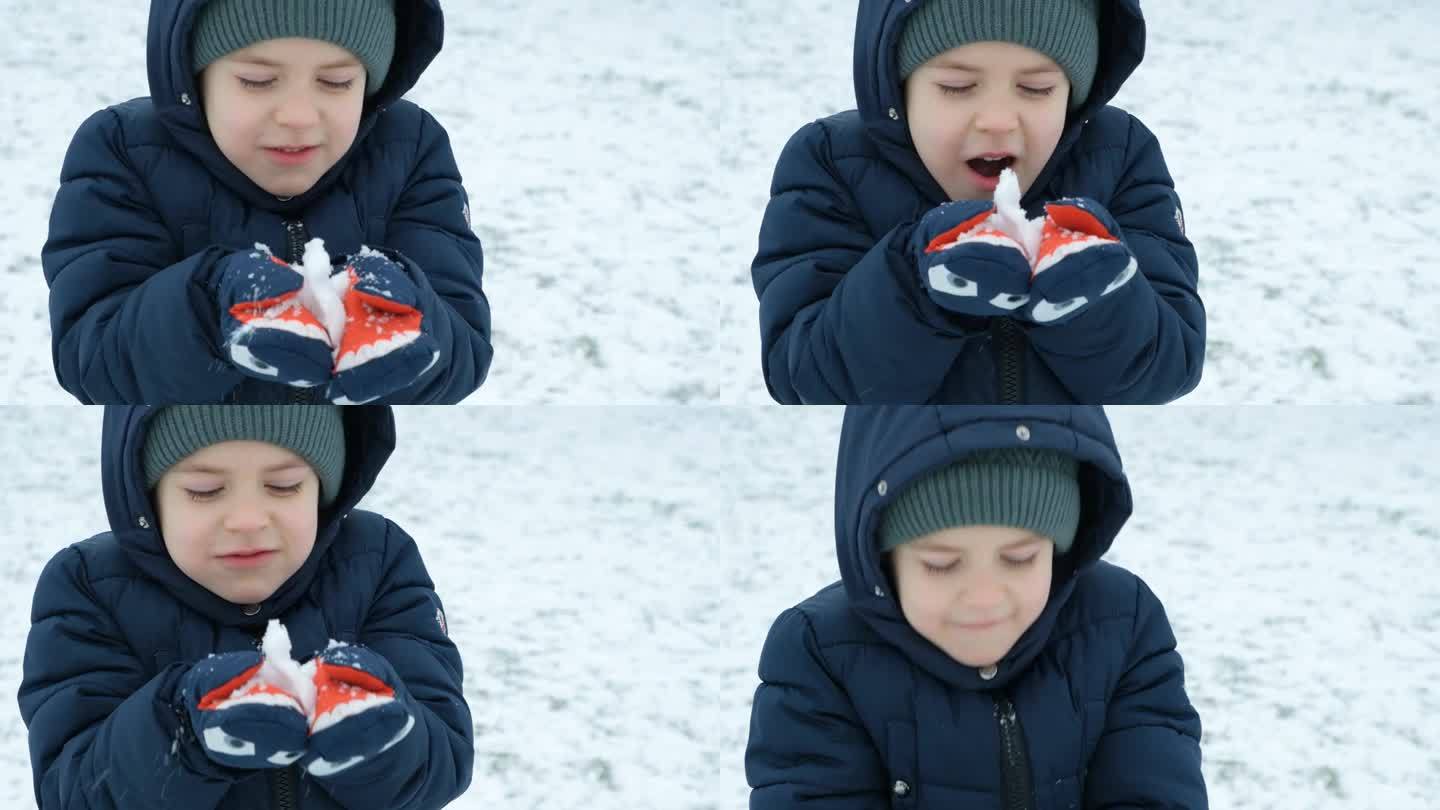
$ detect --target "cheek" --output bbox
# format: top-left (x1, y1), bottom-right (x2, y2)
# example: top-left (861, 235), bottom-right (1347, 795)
top-left (204, 97), bottom-right (254, 153)
top-left (280, 502), bottom-right (319, 555)
top-left (331, 97), bottom-right (364, 145)
top-left (158, 510), bottom-right (210, 568)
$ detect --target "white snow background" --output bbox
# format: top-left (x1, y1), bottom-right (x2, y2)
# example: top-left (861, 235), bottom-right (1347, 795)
top-left (0, 406), bottom-right (1436, 808)
top-left (1, 1), bottom-right (1438, 403)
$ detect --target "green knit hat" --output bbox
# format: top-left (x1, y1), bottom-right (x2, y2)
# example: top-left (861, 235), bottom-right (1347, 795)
top-left (898, 0), bottom-right (1101, 110)
top-left (191, 0), bottom-right (398, 96)
top-left (879, 448), bottom-right (1081, 553)
top-left (143, 406), bottom-right (347, 507)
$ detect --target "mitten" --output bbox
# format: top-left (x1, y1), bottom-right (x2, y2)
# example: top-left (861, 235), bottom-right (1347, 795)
top-left (1024, 198), bottom-right (1138, 325)
top-left (911, 200), bottom-right (1033, 317)
top-left (177, 650), bottom-right (310, 770)
top-left (301, 644), bottom-right (415, 777)
top-left (218, 247), bottom-right (334, 387)
top-left (324, 250), bottom-right (440, 404)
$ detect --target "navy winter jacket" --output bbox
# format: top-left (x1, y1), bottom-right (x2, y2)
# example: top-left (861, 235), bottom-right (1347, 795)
top-left (18, 406), bottom-right (474, 809)
top-left (42, 0), bottom-right (492, 404)
top-left (752, 1), bottom-right (1204, 404)
top-left (746, 406), bottom-right (1207, 808)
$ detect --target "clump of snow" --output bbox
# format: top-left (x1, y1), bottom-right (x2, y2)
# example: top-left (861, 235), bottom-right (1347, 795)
top-left (990, 168), bottom-right (1045, 266)
top-left (295, 238), bottom-right (348, 352)
top-left (258, 619), bottom-right (318, 719)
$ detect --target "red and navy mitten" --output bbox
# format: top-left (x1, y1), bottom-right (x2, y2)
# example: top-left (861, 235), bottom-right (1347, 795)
top-left (178, 651), bottom-right (310, 770)
top-left (911, 200), bottom-right (1033, 317)
top-left (1023, 198), bottom-right (1138, 325)
top-left (323, 250), bottom-right (440, 404)
top-left (301, 644), bottom-right (415, 777)
top-left (218, 248), bottom-right (334, 387)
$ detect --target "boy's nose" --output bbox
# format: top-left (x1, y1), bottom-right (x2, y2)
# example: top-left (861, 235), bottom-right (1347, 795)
top-left (973, 107), bottom-right (1020, 134)
top-left (957, 583), bottom-right (1007, 612)
top-left (222, 502), bottom-right (270, 533)
top-left (273, 93), bottom-right (321, 129)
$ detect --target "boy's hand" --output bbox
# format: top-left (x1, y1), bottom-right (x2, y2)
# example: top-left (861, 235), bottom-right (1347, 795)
top-left (1023, 198), bottom-right (1138, 325)
top-left (301, 645), bottom-right (415, 778)
top-left (178, 651), bottom-right (309, 770)
top-left (911, 200), bottom-right (1033, 318)
top-left (324, 250), bottom-right (440, 404)
top-left (218, 249), bottom-right (334, 387)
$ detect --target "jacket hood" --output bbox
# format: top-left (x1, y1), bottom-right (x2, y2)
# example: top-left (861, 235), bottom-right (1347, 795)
top-left (144, 0), bottom-right (444, 214)
top-left (100, 405), bottom-right (396, 624)
top-left (835, 405), bottom-right (1132, 690)
top-left (852, 0), bottom-right (1146, 206)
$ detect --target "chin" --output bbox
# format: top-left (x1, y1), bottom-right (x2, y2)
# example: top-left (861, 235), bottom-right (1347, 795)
top-left (262, 179), bottom-right (318, 198)
top-left (221, 585), bottom-right (278, 605)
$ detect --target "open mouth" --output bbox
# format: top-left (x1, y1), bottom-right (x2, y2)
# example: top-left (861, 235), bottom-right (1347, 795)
top-left (967, 155), bottom-right (1016, 178)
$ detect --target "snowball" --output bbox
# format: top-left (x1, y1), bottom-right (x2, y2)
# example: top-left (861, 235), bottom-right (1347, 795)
top-left (258, 619), bottom-right (318, 719)
top-left (990, 168), bottom-right (1046, 267)
top-left (295, 238), bottom-right (347, 354)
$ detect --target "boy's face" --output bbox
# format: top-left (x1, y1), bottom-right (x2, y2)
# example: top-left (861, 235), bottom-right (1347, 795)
top-left (904, 41), bottom-right (1070, 201)
top-left (200, 38), bottom-right (367, 199)
top-left (891, 525), bottom-right (1054, 668)
top-left (154, 440), bottom-right (319, 606)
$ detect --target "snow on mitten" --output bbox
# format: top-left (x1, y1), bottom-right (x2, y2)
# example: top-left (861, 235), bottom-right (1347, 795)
top-left (218, 247), bottom-right (334, 387)
top-left (1024, 198), bottom-right (1139, 325)
top-left (178, 650), bottom-right (310, 770)
top-left (911, 200), bottom-right (1033, 317)
top-left (301, 644), bottom-right (415, 777)
top-left (324, 250), bottom-right (440, 404)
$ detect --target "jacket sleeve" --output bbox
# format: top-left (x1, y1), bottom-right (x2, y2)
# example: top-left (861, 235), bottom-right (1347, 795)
top-left (374, 109), bottom-right (493, 404)
top-left (1084, 579), bottom-right (1207, 809)
top-left (746, 608), bottom-right (890, 809)
top-left (311, 519), bottom-right (474, 810)
top-left (17, 548), bottom-right (239, 809)
top-left (1025, 114), bottom-right (1205, 404)
top-left (42, 109), bottom-right (245, 404)
top-left (752, 122), bottom-right (985, 404)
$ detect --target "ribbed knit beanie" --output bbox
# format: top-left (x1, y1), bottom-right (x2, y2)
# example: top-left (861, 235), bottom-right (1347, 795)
top-left (192, 0), bottom-right (397, 95)
top-left (879, 448), bottom-right (1081, 553)
top-left (898, 0), bottom-right (1100, 110)
top-left (143, 405), bottom-right (347, 507)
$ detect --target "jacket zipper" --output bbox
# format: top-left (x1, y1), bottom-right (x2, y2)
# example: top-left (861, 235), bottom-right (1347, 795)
top-left (992, 318), bottom-right (1024, 403)
top-left (282, 219), bottom-right (320, 404)
top-left (270, 764), bottom-right (299, 809)
top-left (994, 694), bottom-right (1036, 810)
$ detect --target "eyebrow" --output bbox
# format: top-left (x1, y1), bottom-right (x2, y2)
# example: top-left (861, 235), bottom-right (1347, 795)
top-left (931, 62), bottom-right (1063, 76)
top-left (174, 461), bottom-right (309, 474)
top-left (231, 57), bottom-right (361, 70)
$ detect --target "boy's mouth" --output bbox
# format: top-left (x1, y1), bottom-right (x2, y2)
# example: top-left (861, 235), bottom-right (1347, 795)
top-left (967, 154), bottom-right (1017, 178)
top-left (264, 145), bottom-right (320, 166)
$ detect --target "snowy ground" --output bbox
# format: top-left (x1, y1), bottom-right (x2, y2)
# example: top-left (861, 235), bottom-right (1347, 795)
top-left (1, 1), bottom-right (1438, 403)
top-left (0, 406), bottom-right (1437, 808)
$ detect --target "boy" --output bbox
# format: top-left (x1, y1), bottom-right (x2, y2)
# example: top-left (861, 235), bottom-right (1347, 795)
top-left (746, 405), bottom-right (1207, 807)
top-left (19, 405), bottom-right (474, 809)
top-left (43, 0), bottom-right (493, 404)
top-left (751, 0), bottom-right (1204, 404)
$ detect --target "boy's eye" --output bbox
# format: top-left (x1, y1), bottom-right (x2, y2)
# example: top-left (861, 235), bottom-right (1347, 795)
top-left (238, 77), bottom-right (276, 90)
top-left (268, 482), bottom-right (304, 495)
top-left (185, 487), bottom-right (223, 502)
top-left (1020, 85), bottom-right (1056, 97)
top-left (922, 560), bottom-right (958, 574)
top-left (320, 78), bottom-right (357, 91)
top-left (938, 84), bottom-right (975, 97)
top-left (1003, 555), bottom-right (1038, 567)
